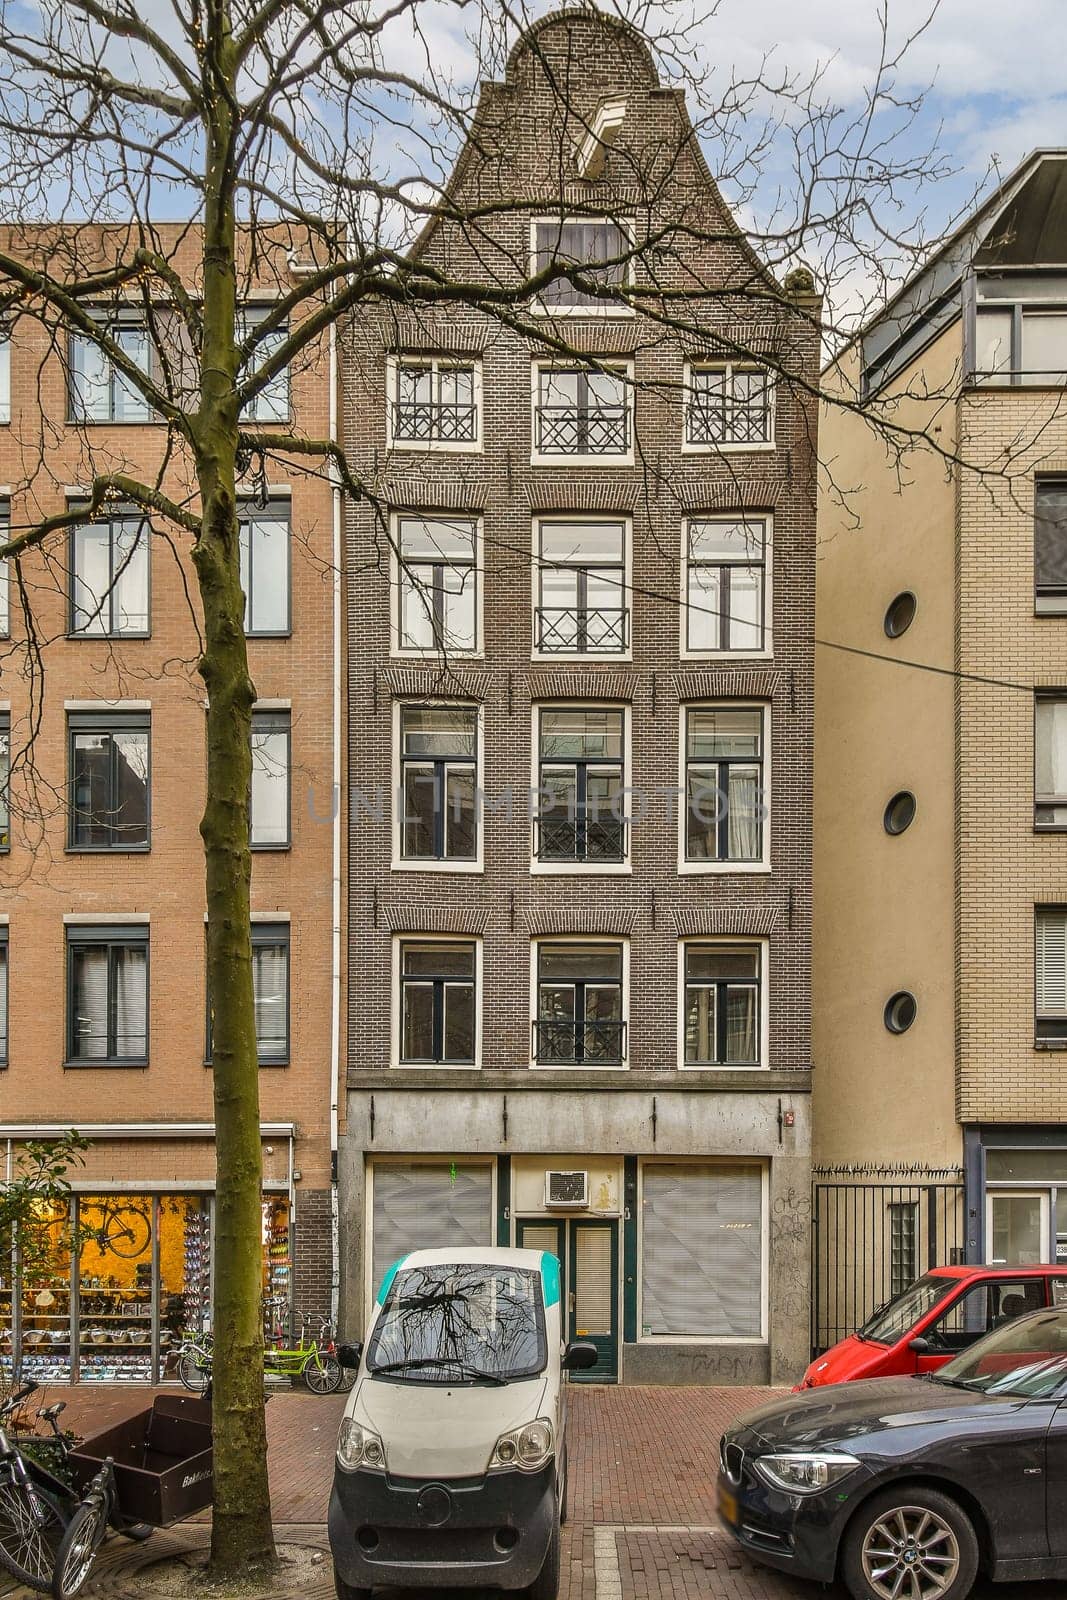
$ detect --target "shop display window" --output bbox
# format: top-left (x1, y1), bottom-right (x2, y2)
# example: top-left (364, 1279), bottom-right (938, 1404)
top-left (16, 1201), bottom-right (73, 1381)
top-left (77, 1194), bottom-right (154, 1381)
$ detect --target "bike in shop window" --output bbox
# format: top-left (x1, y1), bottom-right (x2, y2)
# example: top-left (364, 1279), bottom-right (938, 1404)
top-left (532, 220), bottom-right (632, 311)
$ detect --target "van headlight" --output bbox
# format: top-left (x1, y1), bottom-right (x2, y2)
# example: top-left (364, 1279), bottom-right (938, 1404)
top-left (753, 1452), bottom-right (860, 1493)
top-left (336, 1417), bottom-right (386, 1473)
top-left (489, 1418), bottom-right (554, 1472)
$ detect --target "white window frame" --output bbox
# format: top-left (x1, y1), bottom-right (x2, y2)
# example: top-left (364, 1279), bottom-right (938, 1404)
top-left (531, 514), bottom-right (632, 663)
top-left (675, 937), bottom-right (770, 1071)
top-left (679, 514), bottom-right (773, 660)
top-left (530, 359), bottom-right (634, 467)
top-left (390, 932), bottom-right (483, 1070)
top-left (528, 701), bottom-right (631, 876)
top-left (681, 361), bottom-right (776, 454)
top-left (528, 216), bottom-right (635, 318)
top-left (677, 702), bottom-right (771, 874)
top-left (390, 511), bottom-right (484, 660)
top-left (636, 1158), bottom-right (770, 1344)
top-left (528, 933), bottom-right (629, 1071)
top-left (363, 1155), bottom-right (497, 1311)
top-left (385, 355), bottom-right (483, 454)
top-left (390, 699), bottom-right (484, 873)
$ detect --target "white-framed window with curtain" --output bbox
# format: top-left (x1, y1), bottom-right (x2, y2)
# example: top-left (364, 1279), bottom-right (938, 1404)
top-left (680, 704), bottom-right (767, 869)
top-left (393, 514), bottom-right (480, 655)
top-left (1036, 906), bottom-right (1067, 1045)
top-left (682, 516), bottom-right (769, 655)
top-left (66, 924), bottom-right (149, 1065)
top-left (640, 1162), bottom-right (765, 1339)
top-left (530, 217), bottom-right (634, 314)
top-left (369, 1161), bottom-right (494, 1300)
top-left (679, 942), bottom-right (764, 1068)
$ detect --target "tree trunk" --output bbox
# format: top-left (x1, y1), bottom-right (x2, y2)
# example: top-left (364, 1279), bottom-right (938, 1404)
top-left (192, 2), bottom-right (276, 1574)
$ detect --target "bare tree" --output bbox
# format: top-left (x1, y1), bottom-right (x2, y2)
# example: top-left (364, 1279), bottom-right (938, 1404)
top-left (0, 0), bottom-right (1004, 1575)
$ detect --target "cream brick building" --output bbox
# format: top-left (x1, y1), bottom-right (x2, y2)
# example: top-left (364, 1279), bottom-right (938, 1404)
top-left (814, 150), bottom-right (1067, 1347)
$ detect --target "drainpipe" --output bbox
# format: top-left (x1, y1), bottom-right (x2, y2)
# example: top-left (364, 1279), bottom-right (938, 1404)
top-left (328, 315), bottom-right (343, 1324)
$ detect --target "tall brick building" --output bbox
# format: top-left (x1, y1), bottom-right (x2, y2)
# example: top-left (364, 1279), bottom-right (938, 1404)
top-left (0, 224), bottom-right (341, 1381)
top-left (340, 10), bottom-right (818, 1384)
top-left (815, 150), bottom-right (1067, 1347)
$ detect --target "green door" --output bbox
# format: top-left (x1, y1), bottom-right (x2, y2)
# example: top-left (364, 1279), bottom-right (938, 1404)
top-left (567, 1218), bottom-right (618, 1383)
top-left (517, 1219), bottom-right (566, 1268)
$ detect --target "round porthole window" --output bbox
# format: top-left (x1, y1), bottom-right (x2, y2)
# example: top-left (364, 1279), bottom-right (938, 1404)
top-left (884, 591), bottom-right (917, 638)
top-left (883, 790), bottom-right (917, 835)
top-left (884, 991), bottom-right (917, 1034)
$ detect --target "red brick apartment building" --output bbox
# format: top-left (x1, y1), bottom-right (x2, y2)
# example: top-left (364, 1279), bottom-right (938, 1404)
top-left (0, 224), bottom-right (342, 1382)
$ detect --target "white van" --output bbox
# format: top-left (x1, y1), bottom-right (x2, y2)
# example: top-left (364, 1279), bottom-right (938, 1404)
top-left (328, 1246), bottom-right (596, 1600)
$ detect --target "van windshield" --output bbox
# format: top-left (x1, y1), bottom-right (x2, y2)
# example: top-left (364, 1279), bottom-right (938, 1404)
top-left (366, 1263), bottom-right (548, 1384)
top-left (858, 1274), bottom-right (955, 1345)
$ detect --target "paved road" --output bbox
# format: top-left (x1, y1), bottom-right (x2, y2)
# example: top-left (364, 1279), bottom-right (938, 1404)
top-left (5, 1382), bottom-right (1063, 1599)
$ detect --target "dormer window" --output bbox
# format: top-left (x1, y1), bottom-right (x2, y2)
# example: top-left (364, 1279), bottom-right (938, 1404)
top-left (389, 358), bottom-right (480, 449)
top-left (531, 218), bottom-right (632, 313)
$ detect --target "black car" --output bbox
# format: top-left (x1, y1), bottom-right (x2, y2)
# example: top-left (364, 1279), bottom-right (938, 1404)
top-left (718, 1307), bottom-right (1067, 1600)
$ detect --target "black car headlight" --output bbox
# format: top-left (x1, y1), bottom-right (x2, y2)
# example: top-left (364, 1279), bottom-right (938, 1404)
top-left (753, 1452), bottom-right (860, 1494)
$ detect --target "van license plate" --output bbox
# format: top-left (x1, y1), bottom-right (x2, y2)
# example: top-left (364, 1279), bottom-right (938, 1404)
top-left (717, 1486), bottom-right (738, 1526)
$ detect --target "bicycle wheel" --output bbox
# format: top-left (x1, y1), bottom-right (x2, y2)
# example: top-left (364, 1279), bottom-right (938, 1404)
top-left (0, 1480), bottom-right (68, 1594)
top-left (52, 1498), bottom-right (108, 1600)
top-left (177, 1351), bottom-right (211, 1393)
top-left (103, 1207), bottom-right (152, 1260)
top-left (303, 1352), bottom-right (342, 1395)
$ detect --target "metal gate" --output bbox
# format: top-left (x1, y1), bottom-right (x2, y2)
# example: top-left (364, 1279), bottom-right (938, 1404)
top-left (812, 1172), bottom-right (965, 1355)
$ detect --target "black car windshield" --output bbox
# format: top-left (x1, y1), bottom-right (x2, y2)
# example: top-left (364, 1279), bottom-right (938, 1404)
top-left (366, 1263), bottom-right (547, 1384)
top-left (931, 1311), bottom-right (1067, 1399)
top-left (858, 1274), bottom-right (955, 1345)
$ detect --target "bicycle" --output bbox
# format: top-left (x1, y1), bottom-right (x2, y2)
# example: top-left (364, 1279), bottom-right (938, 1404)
top-left (176, 1314), bottom-right (343, 1394)
top-left (78, 1201), bottom-right (152, 1260)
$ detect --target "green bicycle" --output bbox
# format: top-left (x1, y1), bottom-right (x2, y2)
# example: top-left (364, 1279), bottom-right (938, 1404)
top-left (176, 1314), bottom-right (342, 1395)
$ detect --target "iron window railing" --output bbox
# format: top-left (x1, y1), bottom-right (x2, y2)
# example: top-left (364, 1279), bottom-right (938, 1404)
top-left (534, 606), bottom-right (629, 654)
top-left (391, 400), bottom-right (479, 445)
top-left (535, 404), bottom-right (629, 455)
top-left (534, 814), bottom-right (626, 863)
top-left (532, 1018), bottom-right (626, 1064)
top-left (686, 395), bottom-right (772, 446)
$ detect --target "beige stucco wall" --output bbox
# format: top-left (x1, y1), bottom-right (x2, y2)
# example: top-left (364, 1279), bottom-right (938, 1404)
top-left (957, 395), bottom-right (1067, 1121)
top-left (813, 328), bottom-right (962, 1168)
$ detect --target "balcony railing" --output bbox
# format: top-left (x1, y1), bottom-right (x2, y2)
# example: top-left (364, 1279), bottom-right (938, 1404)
top-left (535, 606), bottom-right (629, 654)
top-left (392, 400), bottom-right (478, 445)
top-left (534, 814), bottom-right (627, 863)
top-left (535, 404), bottom-right (629, 455)
top-left (685, 399), bottom-right (771, 447)
top-left (532, 1018), bottom-right (627, 1065)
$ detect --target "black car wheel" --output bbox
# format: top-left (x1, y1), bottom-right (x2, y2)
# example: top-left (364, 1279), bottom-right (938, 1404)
top-left (841, 1487), bottom-right (979, 1600)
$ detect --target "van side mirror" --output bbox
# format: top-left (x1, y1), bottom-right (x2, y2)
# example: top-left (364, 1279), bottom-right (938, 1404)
top-left (336, 1343), bottom-right (363, 1370)
top-left (562, 1341), bottom-right (598, 1372)
top-left (908, 1337), bottom-right (932, 1355)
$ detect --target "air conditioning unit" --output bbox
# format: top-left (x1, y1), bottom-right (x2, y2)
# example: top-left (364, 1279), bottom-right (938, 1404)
top-left (545, 1170), bottom-right (589, 1209)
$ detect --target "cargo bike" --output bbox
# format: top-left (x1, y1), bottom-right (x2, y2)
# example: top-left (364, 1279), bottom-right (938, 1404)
top-left (0, 1380), bottom-right (213, 1600)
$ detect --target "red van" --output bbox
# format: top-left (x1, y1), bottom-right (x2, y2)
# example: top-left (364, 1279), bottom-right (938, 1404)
top-left (798, 1263), bottom-right (1067, 1388)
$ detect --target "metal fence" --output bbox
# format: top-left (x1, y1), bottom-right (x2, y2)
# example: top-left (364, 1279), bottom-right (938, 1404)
top-left (811, 1173), bottom-right (965, 1355)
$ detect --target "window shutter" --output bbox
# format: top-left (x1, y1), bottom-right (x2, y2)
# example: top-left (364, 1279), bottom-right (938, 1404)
top-left (641, 1163), bottom-right (762, 1337)
top-left (370, 1164), bottom-right (492, 1292)
top-left (1037, 909), bottom-right (1067, 1015)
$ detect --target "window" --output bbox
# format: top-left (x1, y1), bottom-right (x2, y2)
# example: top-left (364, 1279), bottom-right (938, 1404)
top-left (533, 365), bottom-right (630, 457)
top-left (884, 591), bottom-right (917, 637)
top-left (884, 991), bottom-right (917, 1033)
top-left (0, 712), bottom-right (8, 851)
top-left (682, 944), bottom-right (761, 1067)
top-left (238, 308), bottom-right (290, 423)
top-left (532, 218), bottom-right (632, 311)
top-left (390, 359), bottom-right (479, 448)
top-left (686, 366), bottom-right (773, 448)
top-left (684, 517), bottom-right (767, 654)
top-left (888, 1202), bottom-right (918, 1297)
top-left (70, 513), bottom-right (150, 637)
top-left (239, 500), bottom-right (290, 635)
top-left (920, 1279), bottom-right (1043, 1351)
top-left (535, 518), bottom-right (628, 655)
top-left (683, 706), bottom-right (765, 865)
top-left (398, 940), bottom-right (477, 1065)
top-left (68, 712), bottom-right (150, 850)
top-left (641, 1163), bottom-right (763, 1337)
top-left (395, 515), bottom-right (478, 654)
top-left (251, 710), bottom-right (290, 848)
top-left (975, 304), bottom-right (1067, 385)
top-left (1036, 695), bottom-right (1067, 827)
top-left (534, 706), bottom-right (625, 865)
top-left (66, 925), bottom-right (148, 1065)
top-left (69, 324), bottom-right (151, 422)
top-left (1036, 906), bottom-right (1067, 1044)
top-left (0, 929), bottom-right (7, 1065)
top-left (1036, 481), bottom-right (1067, 614)
top-left (0, 498), bottom-right (8, 636)
top-left (884, 791), bottom-right (917, 835)
top-left (534, 941), bottom-right (625, 1065)
top-left (397, 705), bottom-right (477, 863)
top-left (206, 923), bottom-right (290, 1064)
top-left (0, 335), bottom-right (9, 424)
